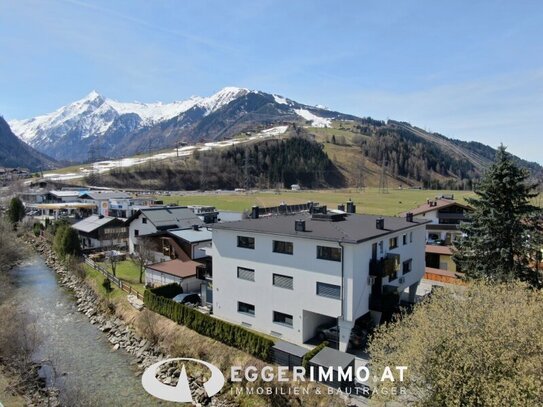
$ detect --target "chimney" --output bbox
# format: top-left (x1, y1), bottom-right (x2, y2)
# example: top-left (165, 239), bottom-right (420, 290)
top-left (279, 202), bottom-right (287, 214)
top-left (192, 224), bottom-right (200, 231)
top-left (251, 205), bottom-right (259, 219)
top-left (337, 204), bottom-right (345, 212)
top-left (295, 220), bottom-right (306, 232)
top-left (346, 199), bottom-right (356, 214)
top-left (406, 212), bottom-right (414, 222)
top-left (321, 205), bottom-right (327, 214)
top-left (376, 217), bottom-right (384, 230)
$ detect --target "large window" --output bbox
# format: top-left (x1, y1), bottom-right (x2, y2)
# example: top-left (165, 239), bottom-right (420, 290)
top-left (237, 236), bottom-right (255, 249)
top-left (237, 267), bottom-right (255, 282)
top-left (402, 234), bottom-right (407, 245)
top-left (238, 301), bottom-right (255, 316)
top-left (316, 282), bottom-right (341, 299)
top-left (273, 240), bottom-right (293, 255)
top-left (317, 246), bottom-right (341, 262)
top-left (273, 274), bottom-right (293, 289)
top-left (403, 259), bottom-right (412, 275)
top-left (273, 311), bottom-right (293, 327)
top-left (389, 237), bottom-right (398, 249)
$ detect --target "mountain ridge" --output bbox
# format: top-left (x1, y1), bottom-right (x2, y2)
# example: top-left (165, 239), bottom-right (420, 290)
top-left (0, 117), bottom-right (57, 171)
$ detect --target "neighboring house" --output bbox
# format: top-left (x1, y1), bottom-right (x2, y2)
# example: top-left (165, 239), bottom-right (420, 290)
top-left (78, 191), bottom-right (132, 216)
top-left (46, 190), bottom-right (82, 203)
top-left (108, 197), bottom-right (159, 218)
top-left (19, 190), bottom-right (49, 204)
top-left (71, 215), bottom-right (128, 250)
top-left (209, 208), bottom-right (428, 351)
top-left (167, 226), bottom-right (212, 260)
top-left (188, 205), bottom-right (219, 224)
top-left (403, 196), bottom-right (472, 275)
top-left (125, 206), bottom-right (203, 254)
top-left (145, 259), bottom-right (204, 292)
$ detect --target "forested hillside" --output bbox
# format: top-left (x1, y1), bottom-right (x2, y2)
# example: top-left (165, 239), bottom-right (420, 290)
top-left (96, 136), bottom-right (344, 190)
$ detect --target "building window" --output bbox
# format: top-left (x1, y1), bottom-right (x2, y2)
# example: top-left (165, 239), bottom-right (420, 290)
top-left (316, 246), bottom-right (341, 262)
top-left (389, 237), bottom-right (398, 249)
top-left (402, 234), bottom-right (407, 245)
top-left (273, 311), bottom-right (293, 327)
top-left (134, 229), bottom-right (139, 237)
top-left (316, 282), bottom-right (341, 299)
top-left (237, 236), bottom-right (255, 249)
top-left (237, 267), bottom-right (255, 282)
top-left (273, 274), bottom-right (293, 289)
top-left (238, 302), bottom-right (255, 316)
top-left (379, 240), bottom-right (384, 254)
top-left (273, 240), bottom-right (293, 255)
top-left (142, 217), bottom-right (147, 224)
top-left (403, 259), bottom-right (412, 275)
top-left (389, 270), bottom-right (398, 281)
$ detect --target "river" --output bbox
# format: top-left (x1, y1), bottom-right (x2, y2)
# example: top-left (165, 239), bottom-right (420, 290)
top-left (9, 255), bottom-right (166, 406)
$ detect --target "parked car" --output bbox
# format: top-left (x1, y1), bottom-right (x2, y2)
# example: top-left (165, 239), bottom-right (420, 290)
top-left (172, 293), bottom-right (201, 305)
top-left (316, 324), bottom-right (366, 348)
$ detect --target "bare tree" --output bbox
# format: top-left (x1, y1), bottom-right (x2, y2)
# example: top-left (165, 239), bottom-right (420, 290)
top-left (101, 227), bottom-right (127, 277)
top-left (132, 237), bottom-right (155, 284)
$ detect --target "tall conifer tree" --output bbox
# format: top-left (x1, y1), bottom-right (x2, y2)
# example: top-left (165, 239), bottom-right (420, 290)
top-left (454, 145), bottom-right (541, 286)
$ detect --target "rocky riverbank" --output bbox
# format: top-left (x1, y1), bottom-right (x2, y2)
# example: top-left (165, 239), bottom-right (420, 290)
top-left (31, 236), bottom-right (234, 407)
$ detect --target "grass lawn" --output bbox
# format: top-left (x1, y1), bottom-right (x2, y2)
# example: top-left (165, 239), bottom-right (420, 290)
top-left (157, 187), bottom-right (475, 216)
top-left (84, 259), bottom-right (145, 295)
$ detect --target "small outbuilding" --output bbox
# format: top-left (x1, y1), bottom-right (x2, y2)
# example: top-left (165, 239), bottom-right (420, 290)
top-left (271, 341), bottom-right (308, 370)
top-left (309, 346), bottom-right (355, 389)
top-left (145, 259), bottom-right (204, 292)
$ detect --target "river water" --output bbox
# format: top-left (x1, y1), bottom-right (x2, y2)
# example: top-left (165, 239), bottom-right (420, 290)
top-left (9, 255), bottom-right (166, 406)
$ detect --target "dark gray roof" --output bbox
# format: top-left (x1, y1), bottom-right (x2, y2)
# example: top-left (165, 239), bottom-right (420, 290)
top-left (310, 347), bottom-right (354, 369)
top-left (79, 191), bottom-right (131, 200)
top-left (140, 207), bottom-right (203, 230)
top-left (272, 341), bottom-right (308, 358)
top-left (212, 213), bottom-right (429, 244)
top-left (72, 215), bottom-right (121, 233)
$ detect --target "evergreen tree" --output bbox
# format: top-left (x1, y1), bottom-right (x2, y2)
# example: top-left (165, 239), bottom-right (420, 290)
top-left (453, 145), bottom-right (541, 286)
top-left (7, 197), bottom-right (25, 224)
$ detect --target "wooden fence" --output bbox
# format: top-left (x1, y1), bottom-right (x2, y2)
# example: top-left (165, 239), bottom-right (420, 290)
top-left (84, 257), bottom-right (144, 301)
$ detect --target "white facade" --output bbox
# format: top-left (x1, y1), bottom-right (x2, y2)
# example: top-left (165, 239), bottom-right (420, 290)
top-left (210, 221), bottom-right (426, 350)
top-left (128, 214), bottom-right (159, 253)
top-left (145, 269), bottom-right (201, 292)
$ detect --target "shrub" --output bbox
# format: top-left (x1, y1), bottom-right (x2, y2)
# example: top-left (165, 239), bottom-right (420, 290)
top-left (144, 288), bottom-right (274, 361)
top-left (102, 278), bottom-right (112, 293)
top-left (302, 341), bottom-right (328, 372)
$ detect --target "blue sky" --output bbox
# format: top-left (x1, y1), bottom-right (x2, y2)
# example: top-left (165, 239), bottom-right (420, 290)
top-left (1, 0), bottom-right (542, 163)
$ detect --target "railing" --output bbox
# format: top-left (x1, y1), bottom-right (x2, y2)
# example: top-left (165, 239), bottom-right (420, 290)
top-left (84, 257), bottom-right (144, 301)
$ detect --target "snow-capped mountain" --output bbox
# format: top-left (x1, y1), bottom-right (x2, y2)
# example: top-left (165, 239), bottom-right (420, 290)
top-left (9, 87), bottom-right (355, 162)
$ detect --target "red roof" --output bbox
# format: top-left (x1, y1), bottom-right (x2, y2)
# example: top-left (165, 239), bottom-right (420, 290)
top-left (146, 259), bottom-right (200, 278)
top-left (425, 245), bottom-right (454, 255)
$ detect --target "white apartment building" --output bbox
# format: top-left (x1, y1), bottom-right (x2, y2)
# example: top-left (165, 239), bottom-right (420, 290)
top-left (209, 210), bottom-right (428, 351)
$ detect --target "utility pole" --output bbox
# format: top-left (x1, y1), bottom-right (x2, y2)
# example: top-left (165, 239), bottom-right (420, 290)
top-left (244, 146), bottom-right (251, 191)
top-left (379, 157), bottom-right (389, 194)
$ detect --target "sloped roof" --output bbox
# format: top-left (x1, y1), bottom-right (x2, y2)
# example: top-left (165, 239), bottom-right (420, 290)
top-left (128, 206), bottom-right (203, 230)
top-left (212, 213), bottom-right (429, 244)
top-left (146, 259), bottom-right (200, 278)
top-left (72, 215), bottom-right (122, 233)
top-left (79, 191), bottom-right (131, 200)
top-left (404, 199), bottom-right (472, 216)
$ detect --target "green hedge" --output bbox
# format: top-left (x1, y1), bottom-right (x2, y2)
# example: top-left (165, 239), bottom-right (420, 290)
top-left (302, 341), bottom-right (328, 371)
top-left (150, 283), bottom-right (183, 298)
top-left (144, 288), bottom-right (274, 361)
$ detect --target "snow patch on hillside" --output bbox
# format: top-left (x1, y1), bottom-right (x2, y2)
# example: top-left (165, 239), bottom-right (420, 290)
top-left (294, 109), bottom-right (331, 128)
